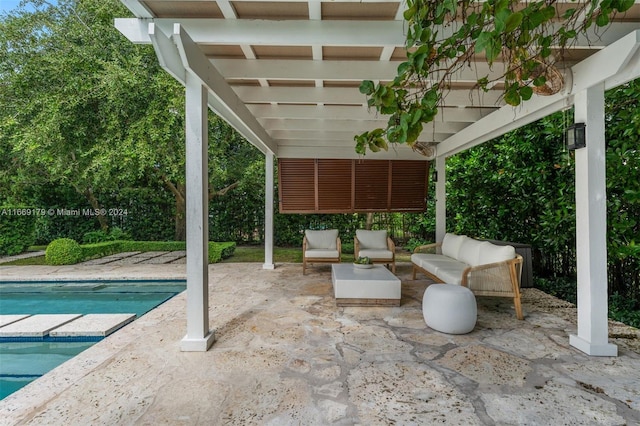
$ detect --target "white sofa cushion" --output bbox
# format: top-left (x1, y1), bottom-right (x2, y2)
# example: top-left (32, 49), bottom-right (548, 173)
top-left (305, 248), bottom-right (339, 259)
top-left (441, 233), bottom-right (466, 259)
top-left (478, 243), bottom-right (516, 265)
top-left (359, 248), bottom-right (393, 260)
top-left (412, 253), bottom-right (460, 273)
top-left (435, 265), bottom-right (467, 285)
top-left (305, 229), bottom-right (338, 250)
top-left (356, 230), bottom-right (388, 250)
top-left (457, 237), bottom-right (485, 266)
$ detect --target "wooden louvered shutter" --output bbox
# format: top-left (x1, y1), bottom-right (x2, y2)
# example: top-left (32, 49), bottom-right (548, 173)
top-left (318, 159), bottom-right (352, 212)
top-left (278, 159), bottom-right (315, 213)
top-left (390, 160), bottom-right (429, 211)
top-left (278, 158), bottom-right (429, 213)
top-left (354, 160), bottom-right (389, 211)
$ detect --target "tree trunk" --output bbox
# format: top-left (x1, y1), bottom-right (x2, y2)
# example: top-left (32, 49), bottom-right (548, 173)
top-left (82, 187), bottom-right (109, 232)
top-left (365, 212), bottom-right (374, 230)
top-left (161, 176), bottom-right (239, 241)
top-left (158, 175), bottom-right (186, 241)
top-left (174, 183), bottom-right (186, 241)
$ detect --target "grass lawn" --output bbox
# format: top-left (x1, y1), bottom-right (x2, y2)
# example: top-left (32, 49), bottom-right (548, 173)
top-left (224, 246), bottom-right (412, 263)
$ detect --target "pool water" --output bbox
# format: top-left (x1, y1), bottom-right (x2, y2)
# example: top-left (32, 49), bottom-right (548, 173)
top-left (0, 341), bottom-right (95, 400)
top-left (0, 280), bottom-right (185, 400)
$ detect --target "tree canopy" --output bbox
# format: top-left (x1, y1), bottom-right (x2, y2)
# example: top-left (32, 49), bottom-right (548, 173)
top-left (0, 0), bottom-right (262, 239)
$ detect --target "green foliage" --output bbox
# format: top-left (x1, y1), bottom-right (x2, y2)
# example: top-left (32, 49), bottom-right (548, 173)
top-left (81, 241), bottom-right (123, 260)
top-left (404, 238), bottom-right (430, 253)
top-left (209, 242), bottom-right (236, 263)
top-left (0, 207), bottom-right (36, 255)
top-left (8, 240), bottom-right (235, 265)
top-left (609, 293), bottom-right (640, 329)
top-left (341, 242), bottom-right (354, 255)
top-left (534, 277), bottom-right (577, 305)
top-left (45, 238), bottom-right (83, 265)
top-left (82, 227), bottom-right (131, 244)
top-left (116, 241), bottom-right (235, 263)
top-left (356, 0), bottom-right (634, 153)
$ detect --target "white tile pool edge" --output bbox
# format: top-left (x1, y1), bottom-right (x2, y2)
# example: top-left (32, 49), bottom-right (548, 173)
top-left (0, 264), bottom-right (186, 282)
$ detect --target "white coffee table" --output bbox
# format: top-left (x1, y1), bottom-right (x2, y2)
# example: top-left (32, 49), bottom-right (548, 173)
top-left (331, 264), bottom-right (401, 306)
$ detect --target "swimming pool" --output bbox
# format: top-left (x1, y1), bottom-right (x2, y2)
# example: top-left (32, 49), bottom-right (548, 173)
top-left (0, 280), bottom-right (186, 400)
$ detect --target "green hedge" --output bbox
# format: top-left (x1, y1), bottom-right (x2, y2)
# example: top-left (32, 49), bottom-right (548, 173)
top-left (78, 240), bottom-right (236, 264)
top-left (0, 208), bottom-right (37, 255)
top-left (81, 241), bottom-right (123, 260)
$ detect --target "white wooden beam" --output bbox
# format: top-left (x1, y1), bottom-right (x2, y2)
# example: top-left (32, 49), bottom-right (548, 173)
top-left (171, 24), bottom-right (277, 154)
top-left (116, 18), bottom-right (406, 46)
top-left (263, 152), bottom-right (275, 270)
top-left (277, 144), bottom-right (427, 160)
top-left (181, 73), bottom-right (215, 352)
top-left (247, 104), bottom-right (494, 122)
top-left (232, 86), bottom-right (503, 107)
top-left (213, 59), bottom-right (503, 83)
top-left (260, 118), bottom-right (467, 133)
top-left (438, 30), bottom-right (640, 157)
top-left (119, 0), bottom-right (153, 18)
top-left (148, 23), bottom-right (185, 84)
top-left (571, 30), bottom-right (640, 93)
top-left (272, 130), bottom-right (451, 142)
top-left (435, 155), bottom-right (446, 242)
top-left (116, 17), bottom-right (635, 48)
top-left (569, 84), bottom-right (618, 357)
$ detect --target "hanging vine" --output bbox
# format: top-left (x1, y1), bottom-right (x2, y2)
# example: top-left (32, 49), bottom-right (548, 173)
top-left (355, 0), bottom-right (635, 155)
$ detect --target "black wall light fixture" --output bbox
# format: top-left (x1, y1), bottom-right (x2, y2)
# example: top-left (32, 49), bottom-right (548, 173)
top-left (567, 122), bottom-right (586, 150)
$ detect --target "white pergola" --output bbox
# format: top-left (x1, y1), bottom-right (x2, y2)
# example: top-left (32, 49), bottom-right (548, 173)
top-left (116, 0), bottom-right (640, 355)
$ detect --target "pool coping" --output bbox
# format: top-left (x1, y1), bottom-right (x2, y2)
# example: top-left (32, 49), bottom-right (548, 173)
top-left (0, 264), bottom-right (186, 282)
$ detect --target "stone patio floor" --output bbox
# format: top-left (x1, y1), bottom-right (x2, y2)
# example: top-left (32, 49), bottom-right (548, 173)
top-left (1, 262), bottom-right (640, 425)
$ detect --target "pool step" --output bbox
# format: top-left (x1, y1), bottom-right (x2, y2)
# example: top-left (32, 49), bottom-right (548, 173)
top-left (0, 314), bottom-right (136, 339)
top-left (0, 315), bottom-right (30, 328)
top-left (51, 314), bottom-right (135, 337)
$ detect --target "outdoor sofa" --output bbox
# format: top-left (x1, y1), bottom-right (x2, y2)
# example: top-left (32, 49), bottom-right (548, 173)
top-left (412, 233), bottom-right (524, 319)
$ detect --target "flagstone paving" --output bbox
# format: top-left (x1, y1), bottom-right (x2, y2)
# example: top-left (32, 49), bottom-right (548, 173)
top-left (0, 262), bottom-right (639, 425)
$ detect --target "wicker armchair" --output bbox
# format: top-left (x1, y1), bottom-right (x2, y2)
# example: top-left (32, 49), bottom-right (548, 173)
top-left (354, 230), bottom-right (396, 273)
top-left (302, 229), bottom-right (341, 274)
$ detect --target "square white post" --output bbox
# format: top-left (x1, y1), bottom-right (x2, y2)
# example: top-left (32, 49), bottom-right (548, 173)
top-left (263, 151), bottom-right (275, 269)
top-left (569, 84), bottom-right (617, 356)
top-left (435, 155), bottom-right (446, 243)
top-left (181, 73), bottom-right (215, 351)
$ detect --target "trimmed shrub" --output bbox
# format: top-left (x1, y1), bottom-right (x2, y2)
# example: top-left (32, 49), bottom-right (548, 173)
top-left (113, 240), bottom-right (235, 264)
top-left (81, 241), bottom-right (123, 260)
top-left (45, 238), bottom-right (83, 265)
top-left (0, 208), bottom-right (36, 255)
top-left (209, 242), bottom-right (236, 263)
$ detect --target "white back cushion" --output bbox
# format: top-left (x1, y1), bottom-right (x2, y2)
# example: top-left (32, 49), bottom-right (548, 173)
top-left (356, 230), bottom-right (388, 249)
top-left (305, 229), bottom-right (338, 249)
top-left (478, 243), bottom-right (516, 265)
top-left (457, 238), bottom-right (485, 266)
top-left (441, 233), bottom-right (466, 259)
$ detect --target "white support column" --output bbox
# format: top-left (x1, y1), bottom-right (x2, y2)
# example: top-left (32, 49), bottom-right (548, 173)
top-left (263, 151), bottom-right (275, 269)
top-left (435, 156), bottom-right (447, 243)
top-left (181, 72), bottom-right (215, 352)
top-left (569, 84), bottom-right (617, 357)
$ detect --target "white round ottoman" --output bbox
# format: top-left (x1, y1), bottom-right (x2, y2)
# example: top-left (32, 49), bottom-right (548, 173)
top-left (422, 284), bottom-right (477, 334)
